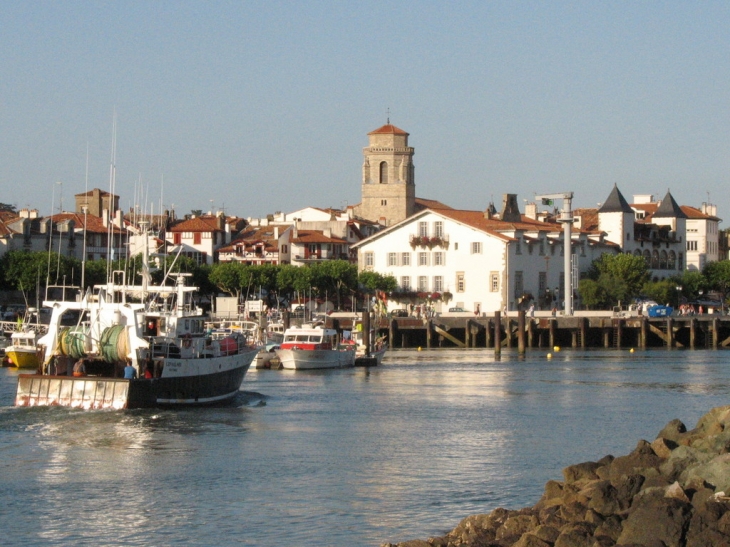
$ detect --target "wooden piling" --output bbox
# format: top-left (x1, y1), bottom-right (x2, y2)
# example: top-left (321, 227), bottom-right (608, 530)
top-left (666, 317), bottom-right (674, 349)
top-left (640, 318), bottom-right (647, 349)
top-left (494, 311), bottom-right (501, 356)
top-left (689, 318), bottom-right (696, 349)
top-left (517, 311), bottom-right (526, 354)
top-left (549, 319), bottom-right (556, 348)
top-left (713, 317), bottom-right (719, 349)
top-left (580, 317), bottom-right (587, 349)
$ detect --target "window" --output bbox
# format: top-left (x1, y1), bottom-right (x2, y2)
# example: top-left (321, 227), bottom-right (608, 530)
top-left (379, 161), bottom-right (388, 184)
top-left (173, 233), bottom-right (181, 245)
top-left (454, 242), bottom-right (458, 251)
top-left (401, 276), bottom-right (411, 290)
top-left (514, 271), bottom-right (524, 298)
top-left (419, 252), bottom-right (428, 266)
top-left (490, 272), bottom-right (499, 292)
top-left (433, 251), bottom-right (444, 265)
top-left (471, 242), bottom-right (482, 254)
top-left (418, 276), bottom-right (428, 291)
top-left (434, 221), bottom-right (443, 237)
top-left (365, 252), bottom-right (374, 267)
top-left (516, 240), bottom-right (522, 255)
top-left (687, 241), bottom-right (698, 251)
top-left (433, 276), bottom-right (443, 291)
top-left (539, 240), bottom-right (545, 256)
top-left (388, 252), bottom-right (397, 266)
top-left (456, 272), bottom-right (465, 293)
top-left (419, 221), bottom-right (428, 237)
top-left (539, 272), bottom-right (547, 295)
top-left (401, 252), bottom-right (410, 266)
top-left (381, 199), bottom-right (387, 206)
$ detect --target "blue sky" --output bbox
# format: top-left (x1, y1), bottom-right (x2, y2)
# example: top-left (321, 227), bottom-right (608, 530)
top-left (2, 2), bottom-right (729, 220)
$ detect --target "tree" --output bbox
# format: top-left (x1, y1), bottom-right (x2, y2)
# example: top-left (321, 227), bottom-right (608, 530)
top-left (582, 253), bottom-right (650, 309)
top-left (309, 260), bottom-right (358, 310)
top-left (0, 202), bottom-right (17, 213)
top-left (358, 270), bottom-right (397, 293)
top-left (0, 250), bottom-right (81, 301)
top-left (577, 278), bottom-right (604, 310)
top-left (209, 262), bottom-right (249, 300)
top-left (703, 260), bottom-right (730, 308)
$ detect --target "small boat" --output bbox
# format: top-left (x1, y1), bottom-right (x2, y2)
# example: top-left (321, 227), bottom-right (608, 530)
top-left (352, 323), bottom-right (388, 366)
top-left (275, 325), bottom-right (355, 370)
top-left (253, 343), bottom-right (280, 369)
top-left (6, 330), bottom-right (41, 369)
top-left (265, 322), bottom-right (285, 345)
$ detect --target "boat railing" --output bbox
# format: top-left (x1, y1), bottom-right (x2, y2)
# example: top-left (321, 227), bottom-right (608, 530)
top-left (148, 332), bottom-right (255, 359)
top-left (0, 320), bottom-right (48, 335)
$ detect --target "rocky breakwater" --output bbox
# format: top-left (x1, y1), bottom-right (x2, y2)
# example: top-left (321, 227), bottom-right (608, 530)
top-left (383, 405), bottom-right (730, 547)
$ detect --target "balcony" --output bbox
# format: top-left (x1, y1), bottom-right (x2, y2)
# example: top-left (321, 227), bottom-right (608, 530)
top-left (409, 234), bottom-right (449, 249)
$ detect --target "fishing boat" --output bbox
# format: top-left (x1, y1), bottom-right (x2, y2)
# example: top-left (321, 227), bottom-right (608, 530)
top-left (6, 330), bottom-right (41, 369)
top-left (275, 325), bottom-right (355, 370)
top-left (15, 269), bottom-right (259, 410)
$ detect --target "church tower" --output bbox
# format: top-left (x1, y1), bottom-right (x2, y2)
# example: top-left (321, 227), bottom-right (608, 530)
top-left (358, 122), bottom-right (415, 226)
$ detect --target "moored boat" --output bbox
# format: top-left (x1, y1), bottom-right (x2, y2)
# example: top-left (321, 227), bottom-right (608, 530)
top-left (15, 270), bottom-right (259, 410)
top-left (6, 330), bottom-right (41, 369)
top-left (275, 325), bottom-right (355, 370)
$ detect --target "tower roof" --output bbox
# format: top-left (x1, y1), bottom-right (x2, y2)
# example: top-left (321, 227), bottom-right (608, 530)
top-left (654, 191), bottom-right (687, 219)
top-left (598, 184), bottom-right (633, 214)
top-left (368, 123), bottom-right (409, 136)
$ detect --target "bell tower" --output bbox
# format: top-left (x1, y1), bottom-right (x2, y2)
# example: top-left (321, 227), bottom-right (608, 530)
top-left (359, 122), bottom-right (415, 226)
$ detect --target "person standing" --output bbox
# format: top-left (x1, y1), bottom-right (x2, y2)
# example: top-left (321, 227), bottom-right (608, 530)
top-left (123, 360), bottom-right (137, 379)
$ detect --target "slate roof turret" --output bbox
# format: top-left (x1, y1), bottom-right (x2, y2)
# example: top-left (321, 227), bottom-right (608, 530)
top-left (654, 191), bottom-right (688, 219)
top-left (598, 184), bottom-right (633, 214)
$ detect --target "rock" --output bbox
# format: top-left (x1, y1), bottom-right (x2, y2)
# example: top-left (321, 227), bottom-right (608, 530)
top-left (665, 481), bottom-right (691, 503)
top-left (386, 406), bottom-right (730, 547)
top-left (513, 534), bottom-right (551, 547)
top-left (563, 462), bottom-right (601, 485)
top-left (658, 418), bottom-right (687, 442)
top-left (651, 437), bottom-right (677, 459)
top-left (616, 497), bottom-right (692, 547)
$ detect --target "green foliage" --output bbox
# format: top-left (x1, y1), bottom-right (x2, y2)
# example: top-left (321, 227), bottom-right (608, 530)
top-left (577, 279), bottom-right (604, 310)
top-left (703, 260), bottom-right (730, 301)
top-left (358, 270), bottom-right (397, 293)
top-left (309, 260), bottom-right (358, 309)
top-left (0, 202), bottom-right (17, 213)
top-left (209, 262), bottom-right (249, 299)
top-left (641, 279), bottom-right (678, 307)
top-left (582, 252), bottom-right (650, 309)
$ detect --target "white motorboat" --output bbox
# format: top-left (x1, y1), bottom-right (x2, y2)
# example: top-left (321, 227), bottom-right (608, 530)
top-left (275, 325), bottom-right (355, 370)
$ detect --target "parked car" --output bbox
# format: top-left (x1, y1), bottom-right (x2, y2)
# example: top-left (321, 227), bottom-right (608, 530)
top-left (390, 309), bottom-right (409, 317)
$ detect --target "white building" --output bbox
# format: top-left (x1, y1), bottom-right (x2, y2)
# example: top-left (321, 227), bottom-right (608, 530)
top-left (352, 195), bottom-right (618, 314)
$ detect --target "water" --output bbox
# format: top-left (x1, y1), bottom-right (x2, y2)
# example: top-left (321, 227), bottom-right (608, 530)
top-left (1, 348), bottom-right (729, 546)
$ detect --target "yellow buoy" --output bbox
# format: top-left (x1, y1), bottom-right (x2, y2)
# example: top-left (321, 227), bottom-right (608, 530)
top-left (547, 353), bottom-right (552, 359)
top-left (630, 348), bottom-right (635, 353)
top-left (553, 346), bottom-right (560, 352)
top-left (418, 347), bottom-right (422, 351)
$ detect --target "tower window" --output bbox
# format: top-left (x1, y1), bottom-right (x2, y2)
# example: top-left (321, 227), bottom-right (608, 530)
top-left (379, 161), bottom-right (388, 184)
top-left (381, 199), bottom-right (387, 206)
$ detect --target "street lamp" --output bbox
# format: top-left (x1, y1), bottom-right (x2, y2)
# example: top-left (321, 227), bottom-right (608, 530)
top-left (675, 285), bottom-right (682, 309)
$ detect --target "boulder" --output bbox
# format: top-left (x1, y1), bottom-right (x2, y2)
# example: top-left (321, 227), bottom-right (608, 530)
top-left (616, 497), bottom-right (692, 547)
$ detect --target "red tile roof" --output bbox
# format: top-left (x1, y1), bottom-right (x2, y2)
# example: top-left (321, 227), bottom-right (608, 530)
top-left (291, 230), bottom-right (347, 244)
top-left (368, 124), bottom-right (409, 136)
top-left (169, 216), bottom-right (223, 233)
top-left (49, 212), bottom-right (125, 234)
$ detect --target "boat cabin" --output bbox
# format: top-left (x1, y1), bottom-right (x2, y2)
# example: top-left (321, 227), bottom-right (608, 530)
top-left (280, 327), bottom-right (338, 351)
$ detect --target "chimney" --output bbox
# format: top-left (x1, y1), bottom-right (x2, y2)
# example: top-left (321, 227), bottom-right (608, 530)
top-left (114, 209), bottom-right (123, 228)
top-left (500, 194), bottom-right (522, 223)
top-left (102, 208), bottom-right (109, 227)
top-left (525, 202), bottom-right (537, 220)
top-left (274, 226), bottom-right (279, 239)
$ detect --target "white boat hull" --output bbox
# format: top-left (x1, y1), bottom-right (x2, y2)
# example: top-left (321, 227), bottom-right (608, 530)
top-left (276, 347), bottom-right (355, 370)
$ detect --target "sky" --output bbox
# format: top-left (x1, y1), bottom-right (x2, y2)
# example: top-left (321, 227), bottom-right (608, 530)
top-left (2, 2), bottom-right (729, 221)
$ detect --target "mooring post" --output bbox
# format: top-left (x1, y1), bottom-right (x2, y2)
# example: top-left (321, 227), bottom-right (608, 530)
top-left (549, 318), bottom-right (556, 348)
top-left (517, 311), bottom-right (526, 354)
top-left (494, 311), bottom-right (502, 356)
top-left (713, 317), bottom-right (719, 349)
top-left (689, 318), bottom-right (696, 349)
top-left (640, 317), bottom-right (647, 349)
top-left (527, 317), bottom-right (535, 347)
top-left (426, 319), bottom-right (432, 349)
top-left (362, 311), bottom-right (371, 356)
top-left (464, 319), bottom-right (470, 348)
top-left (389, 319), bottom-right (396, 349)
top-left (666, 317), bottom-right (674, 349)
top-left (486, 319), bottom-right (493, 348)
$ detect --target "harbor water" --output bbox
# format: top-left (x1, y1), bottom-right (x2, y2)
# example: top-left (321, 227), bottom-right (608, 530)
top-left (2, 348), bottom-right (730, 546)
